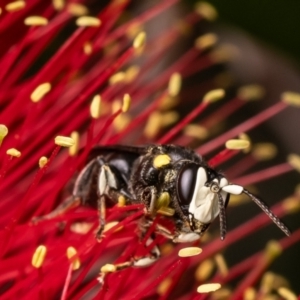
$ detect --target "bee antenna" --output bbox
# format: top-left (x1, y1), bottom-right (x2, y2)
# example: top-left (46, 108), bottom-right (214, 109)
top-left (217, 192), bottom-right (227, 240)
top-left (242, 188), bottom-right (291, 237)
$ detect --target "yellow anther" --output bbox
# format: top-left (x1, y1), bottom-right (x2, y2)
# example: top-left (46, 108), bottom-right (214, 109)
top-left (282, 196), bottom-right (300, 214)
top-left (133, 31), bottom-right (146, 49)
top-left (31, 245), bottom-right (47, 268)
top-left (197, 283), bottom-right (221, 293)
top-left (109, 72), bottom-right (126, 85)
top-left (156, 192), bottom-right (170, 209)
top-left (178, 247), bottom-right (202, 258)
top-left (203, 89), bottom-right (225, 103)
top-left (69, 131), bottom-right (79, 156)
top-left (54, 136), bottom-right (75, 147)
top-left (237, 84), bottom-right (265, 101)
top-left (24, 16), bottom-right (49, 26)
top-left (153, 154), bottom-right (171, 168)
top-left (195, 33), bottom-right (218, 50)
top-left (103, 221), bottom-right (122, 233)
top-left (125, 65), bottom-right (140, 83)
top-left (144, 111), bottom-right (161, 138)
top-left (112, 100), bottom-right (122, 113)
top-left (184, 124), bottom-right (208, 140)
top-left (282, 91), bottom-right (300, 107)
top-left (67, 3), bottom-right (89, 16)
top-left (52, 0), bottom-right (65, 10)
top-left (83, 42), bottom-right (93, 55)
top-left (210, 44), bottom-right (239, 63)
top-left (243, 287), bottom-right (256, 300)
top-left (252, 143), bottom-right (277, 161)
top-left (195, 259), bottom-right (214, 281)
top-left (157, 277), bottom-right (172, 296)
top-left (90, 95), bottom-right (101, 119)
top-left (5, 0), bottom-right (25, 12)
top-left (287, 154), bottom-right (300, 173)
top-left (30, 83), bottom-right (51, 102)
top-left (157, 207), bottom-right (175, 216)
top-left (277, 287), bottom-right (297, 300)
top-left (39, 156), bottom-right (48, 168)
top-left (168, 73), bottom-right (182, 97)
top-left (264, 240), bottom-right (282, 263)
top-left (225, 139), bottom-right (250, 150)
top-left (0, 125), bottom-right (8, 145)
top-left (214, 254), bottom-right (228, 276)
top-left (66, 246), bottom-right (80, 270)
top-left (76, 16), bottom-right (101, 27)
top-left (122, 94), bottom-right (131, 113)
top-left (6, 148), bottom-right (21, 157)
top-left (194, 2), bottom-right (218, 21)
top-left (101, 263), bottom-right (116, 273)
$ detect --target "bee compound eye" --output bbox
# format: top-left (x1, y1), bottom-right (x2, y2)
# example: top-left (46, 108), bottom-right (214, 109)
top-left (176, 163), bottom-right (199, 206)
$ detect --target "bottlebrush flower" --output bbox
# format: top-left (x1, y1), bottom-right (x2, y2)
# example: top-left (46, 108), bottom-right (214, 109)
top-left (0, 1), bottom-right (299, 299)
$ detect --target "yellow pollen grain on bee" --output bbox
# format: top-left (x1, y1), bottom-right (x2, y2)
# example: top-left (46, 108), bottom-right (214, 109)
top-left (157, 277), bottom-right (172, 296)
top-left (225, 139), bottom-right (250, 150)
top-left (6, 148), bottom-right (21, 158)
top-left (30, 82), bottom-right (51, 102)
top-left (237, 84), bottom-right (265, 101)
top-left (277, 287), bottom-right (297, 300)
top-left (184, 124), bottom-right (208, 140)
top-left (195, 33), bottom-right (218, 50)
top-left (194, 1), bottom-right (218, 21)
top-left (287, 154), bottom-right (300, 173)
top-left (203, 88), bottom-right (225, 103)
top-left (109, 72), bottom-right (126, 85)
top-left (252, 143), bottom-right (277, 161)
top-left (5, 0), bottom-right (26, 12)
top-left (214, 254), bottom-right (228, 276)
top-left (52, 0), bottom-right (65, 11)
top-left (24, 16), bottom-right (49, 26)
top-left (101, 263), bottom-right (116, 273)
top-left (197, 283), bottom-right (221, 293)
top-left (122, 94), bottom-right (131, 113)
top-left (31, 245), bottom-right (47, 268)
top-left (178, 247), bottom-right (202, 258)
top-left (76, 16), bottom-right (101, 27)
top-left (133, 31), bottom-right (146, 49)
top-left (66, 246), bottom-right (80, 270)
top-left (67, 3), bottom-right (89, 16)
top-left (38, 156), bottom-right (48, 168)
top-left (281, 91), bottom-right (300, 107)
top-left (195, 259), bottom-right (215, 281)
top-left (90, 95), bottom-right (101, 119)
top-left (157, 206), bottom-right (175, 216)
top-left (243, 287), bottom-right (256, 300)
top-left (83, 41), bottom-right (93, 55)
top-left (156, 192), bottom-right (170, 209)
top-left (0, 124), bottom-right (8, 145)
top-left (54, 135), bottom-right (75, 147)
top-left (69, 131), bottom-right (79, 156)
top-left (168, 73), bottom-right (182, 97)
top-left (118, 195), bottom-right (126, 206)
top-left (153, 154), bottom-right (171, 168)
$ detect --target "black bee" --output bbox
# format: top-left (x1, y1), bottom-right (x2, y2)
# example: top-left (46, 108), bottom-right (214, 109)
top-left (36, 144), bottom-right (290, 267)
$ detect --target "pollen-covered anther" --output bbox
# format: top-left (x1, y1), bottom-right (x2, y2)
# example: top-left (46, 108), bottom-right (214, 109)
top-left (0, 124), bottom-right (8, 145)
top-left (195, 259), bottom-right (215, 281)
top-left (69, 131), bottom-right (79, 156)
top-left (67, 3), bottom-right (89, 16)
top-left (168, 73), bottom-right (182, 97)
top-left (5, 0), bottom-right (25, 12)
top-left (157, 207), bottom-right (175, 216)
top-left (24, 16), bottom-right (49, 26)
top-left (225, 139), bottom-right (250, 150)
top-left (118, 195), bottom-right (126, 206)
top-left (153, 154), bottom-right (171, 168)
top-left (277, 287), bottom-right (297, 300)
top-left (39, 156), bottom-right (48, 168)
top-left (52, 0), bottom-right (65, 11)
top-left (195, 33), bottom-right (218, 50)
top-left (197, 283), bottom-right (221, 293)
top-left (202, 89), bottom-right (225, 103)
top-left (30, 83), bottom-right (51, 102)
top-left (101, 264), bottom-right (116, 273)
top-left (243, 287), bottom-right (256, 300)
top-left (287, 154), bottom-right (300, 173)
top-left (6, 148), bottom-right (21, 158)
top-left (76, 16), bottom-right (101, 27)
top-left (109, 72), bottom-right (126, 85)
top-left (281, 91), bottom-right (300, 107)
top-left (66, 246), bottom-right (80, 270)
top-left (157, 278), bottom-right (172, 296)
top-left (178, 247), bottom-right (202, 257)
top-left (264, 240), bottom-right (282, 263)
top-left (125, 65), bottom-right (140, 83)
top-left (31, 245), bottom-right (47, 268)
top-left (237, 84), bottom-right (265, 101)
top-left (282, 196), bottom-right (300, 214)
top-left (194, 2), bottom-right (218, 21)
top-left (184, 124), bottom-right (208, 140)
top-left (54, 136), bottom-right (75, 147)
top-left (83, 42), bottom-right (93, 55)
top-left (156, 192), bottom-right (170, 209)
top-left (133, 31), bottom-right (146, 49)
top-left (122, 94), bottom-right (131, 113)
top-left (214, 254), bottom-right (228, 276)
top-left (90, 95), bottom-right (101, 119)
top-left (252, 143), bottom-right (277, 161)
